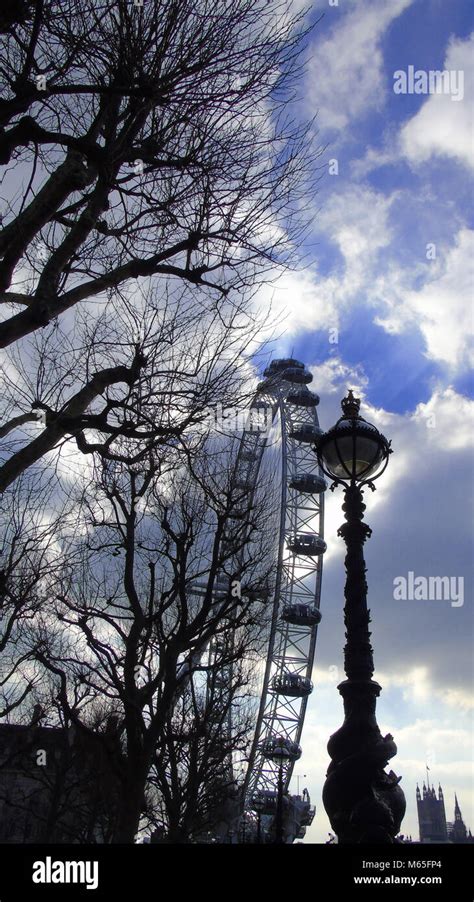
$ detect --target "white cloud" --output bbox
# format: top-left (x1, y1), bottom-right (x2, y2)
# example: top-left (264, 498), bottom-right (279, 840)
top-left (315, 662), bottom-right (474, 714)
top-left (306, 0), bottom-right (414, 131)
top-left (350, 140), bottom-right (399, 179)
top-left (400, 33), bottom-right (474, 170)
top-left (374, 666), bottom-right (474, 711)
top-left (258, 184), bottom-right (396, 340)
top-left (410, 386), bottom-right (474, 451)
top-left (259, 188), bottom-right (470, 380)
top-left (375, 228), bottom-right (474, 371)
top-left (317, 183), bottom-right (395, 273)
top-left (309, 356), bottom-right (368, 398)
top-left (257, 266), bottom-right (338, 337)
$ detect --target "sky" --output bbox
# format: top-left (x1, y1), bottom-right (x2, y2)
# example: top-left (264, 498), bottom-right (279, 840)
top-left (1, 0), bottom-right (471, 848)
top-left (260, 0), bottom-right (473, 842)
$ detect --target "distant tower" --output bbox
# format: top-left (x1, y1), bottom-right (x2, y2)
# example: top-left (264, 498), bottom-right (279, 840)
top-left (448, 794), bottom-right (469, 843)
top-left (416, 782), bottom-right (448, 842)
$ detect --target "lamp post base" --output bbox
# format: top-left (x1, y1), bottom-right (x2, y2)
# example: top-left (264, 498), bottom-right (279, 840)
top-left (322, 681), bottom-right (406, 843)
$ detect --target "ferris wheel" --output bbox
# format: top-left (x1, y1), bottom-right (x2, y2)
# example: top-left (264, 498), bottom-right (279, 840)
top-left (225, 357), bottom-right (327, 842)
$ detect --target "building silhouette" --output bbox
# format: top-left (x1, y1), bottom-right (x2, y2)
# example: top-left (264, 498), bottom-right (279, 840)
top-left (447, 794), bottom-right (473, 843)
top-left (416, 782), bottom-right (473, 843)
top-left (416, 783), bottom-right (448, 842)
top-left (0, 709), bottom-right (120, 843)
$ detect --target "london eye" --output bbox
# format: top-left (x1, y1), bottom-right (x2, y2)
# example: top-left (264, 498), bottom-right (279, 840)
top-left (214, 357), bottom-right (327, 842)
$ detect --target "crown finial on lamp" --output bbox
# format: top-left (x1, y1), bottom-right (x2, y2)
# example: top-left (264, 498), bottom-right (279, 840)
top-left (341, 389), bottom-right (360, 419)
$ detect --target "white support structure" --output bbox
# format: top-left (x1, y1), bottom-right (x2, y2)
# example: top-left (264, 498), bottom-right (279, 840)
top-left (241, 361), bottom-right (326, 822)
top-left (198, 359), bottom-right (326, 843)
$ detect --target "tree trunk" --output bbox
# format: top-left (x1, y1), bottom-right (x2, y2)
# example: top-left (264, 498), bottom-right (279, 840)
top-left (112, 773), bottom-right (145, 844)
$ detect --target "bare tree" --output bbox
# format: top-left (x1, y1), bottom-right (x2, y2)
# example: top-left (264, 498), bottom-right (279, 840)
top-left (0, 286), bottom-right (267, 492)
top-left (0, 0), bottom-right (309, 484)
top-left (150, 640), bottom-right (257, 844)
top-left (26, 417), bottom-right (277, 842)
top-left (0, 475), bottom-right (73, 718)
top-left (0, 0), bottom-right (315, 487)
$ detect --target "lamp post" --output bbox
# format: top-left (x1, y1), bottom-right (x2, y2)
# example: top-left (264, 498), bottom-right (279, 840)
top-left (252, 795), bottom-right (264, 844)
top-left (295, 773), bottom-right (307, 796)
top-left (314, 390), bottom-right (405, 843)
top-left (275, 759), bottom-right (285, 845)
top-left (262, 736), bottom-right (301, 844)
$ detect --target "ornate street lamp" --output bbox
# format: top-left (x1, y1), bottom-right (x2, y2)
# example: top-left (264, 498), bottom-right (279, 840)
top-left (262, 737), bottom-right (301, 844)
top-left (252, 794), bottom-right (265, 844)
top-left (314, 390), bottom-right (406, 843)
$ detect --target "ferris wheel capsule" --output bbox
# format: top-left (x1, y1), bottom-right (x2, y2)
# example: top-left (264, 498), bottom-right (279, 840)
top-left (263, 358), bottom-right (305, 377)
top-left (289, 473), bottom-right (327, 494)
top-left (280, 367), bottom-right (313, 384)
top-left (272, 673), bottom-right (313, 698)
top-left (289, 424), bottom-right (324, 443)
top-left (261, 736), bottom-right (302, 762)
top-left (286, 388), bottom-right (320, 407)
top-left (281, 603), bottom-right (322, 627)
top-left (287, 533), bottom-right (327, 556)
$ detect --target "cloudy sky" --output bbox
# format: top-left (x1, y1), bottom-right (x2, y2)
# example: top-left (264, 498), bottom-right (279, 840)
top-left (263, 0), bottom-right (473, 842)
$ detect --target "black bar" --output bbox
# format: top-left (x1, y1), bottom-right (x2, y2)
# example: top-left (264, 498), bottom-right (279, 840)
top-left (0, 841), bottom-right (471, 900)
